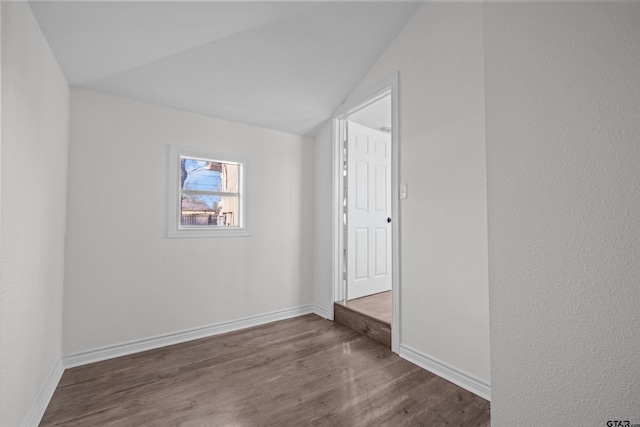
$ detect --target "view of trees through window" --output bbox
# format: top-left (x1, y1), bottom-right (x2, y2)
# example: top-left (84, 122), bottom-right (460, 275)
top-left (180, 157), bottom-right (240, 227)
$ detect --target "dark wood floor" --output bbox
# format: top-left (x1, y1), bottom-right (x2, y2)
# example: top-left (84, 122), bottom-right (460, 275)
top-left (335, 302), bottom-right (391, 348)
top-left (346, 291), bottom-right (392, 324)
top-left (41, 314), bottom-right (490, 426)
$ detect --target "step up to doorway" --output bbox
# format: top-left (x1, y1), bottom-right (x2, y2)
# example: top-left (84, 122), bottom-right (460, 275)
top-left (334, 302), bottom-right (391, 348)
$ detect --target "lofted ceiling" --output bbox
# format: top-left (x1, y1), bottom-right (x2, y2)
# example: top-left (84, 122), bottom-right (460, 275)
top-left (29, 1), bottom-right (421, 136)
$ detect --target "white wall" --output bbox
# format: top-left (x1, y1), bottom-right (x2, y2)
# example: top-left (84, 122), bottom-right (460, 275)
top-left (0, 3), bottom-right (69, 426)
top-left (64, 89), bottom-right (314, 355)
top-left (311, 123), bottom-right (333, 316)
top-left (485, 3), bottom-right (640, 424)
top-left (313, 3), bottom-right (490, 389)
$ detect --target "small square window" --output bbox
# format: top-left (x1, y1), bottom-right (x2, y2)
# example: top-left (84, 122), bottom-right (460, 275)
top-left (168, 146), bottom-right (247, 238)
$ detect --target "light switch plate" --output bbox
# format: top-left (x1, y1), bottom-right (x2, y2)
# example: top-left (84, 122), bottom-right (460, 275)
top-left (400, 183), bottom-right (407, 199)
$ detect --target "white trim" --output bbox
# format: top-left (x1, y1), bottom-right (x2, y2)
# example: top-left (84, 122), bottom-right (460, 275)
top-left (312, 304), bottom-right (329, 319)
top-left (331, 73), bottom-right (401, 353)
top-left (330, 117), bottom-right (345, 316)
top-left (399, 344), bottom-right (491, 401)
top-left (328, 116), bottom-right (342, 322)
top-left (389, 74), bottom-right (401, 354)
top-left (21, 358), bottom-right (64, 427)
top-left (63, 305), bottom-right (315, 368)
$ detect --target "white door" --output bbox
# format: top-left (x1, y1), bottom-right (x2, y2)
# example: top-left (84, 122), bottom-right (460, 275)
top-left (347, 121), bottom-right (392, 300)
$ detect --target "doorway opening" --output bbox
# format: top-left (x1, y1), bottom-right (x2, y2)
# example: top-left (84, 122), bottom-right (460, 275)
top-left (331, 75), bottom-right (400, 353)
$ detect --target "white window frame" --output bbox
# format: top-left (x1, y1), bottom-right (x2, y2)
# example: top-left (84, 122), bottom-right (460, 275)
top-left (168, 145), bottom-right (248, 238)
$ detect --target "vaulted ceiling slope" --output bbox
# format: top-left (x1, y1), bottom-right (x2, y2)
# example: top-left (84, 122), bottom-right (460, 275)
top-left (30, 1), bottom-right (421, 136)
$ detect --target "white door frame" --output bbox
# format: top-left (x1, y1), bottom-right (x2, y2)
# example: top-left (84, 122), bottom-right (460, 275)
top-left (330, 74), bottom-right (401, 354)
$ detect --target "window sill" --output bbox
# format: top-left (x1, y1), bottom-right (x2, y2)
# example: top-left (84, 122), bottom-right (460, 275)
top-left (168, 228), bottom-right (250, 238)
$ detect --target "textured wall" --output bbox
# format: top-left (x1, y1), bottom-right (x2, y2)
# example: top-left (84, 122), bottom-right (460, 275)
top-left (0, 3), bottom-right (69, 426)
top-left (64, 89), bottom-right (314, 355)
top-left (485, 3), bottom-right (640, 424)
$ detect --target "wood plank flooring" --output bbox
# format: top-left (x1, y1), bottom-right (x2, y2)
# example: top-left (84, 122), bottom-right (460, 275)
top-left (334, 302), bottom-right (391, 348)
top-left (41, 315), bottom-right (490, 426)
top-left (346, 291), bottom-right (392, 324)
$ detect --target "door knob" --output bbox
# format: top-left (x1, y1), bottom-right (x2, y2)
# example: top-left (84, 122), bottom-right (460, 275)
top-left (387, 217), bottom-right (392, 223)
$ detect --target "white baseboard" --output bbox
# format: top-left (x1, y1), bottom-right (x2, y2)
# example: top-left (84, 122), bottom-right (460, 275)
top-left (22, 357), bottom-right (64, 427)
top-left (63, 305), bottom-right (316, 369)
top-left (399, 344), bottom-right (491, 401)
top-left (312, 304), bottom-right (329, 319)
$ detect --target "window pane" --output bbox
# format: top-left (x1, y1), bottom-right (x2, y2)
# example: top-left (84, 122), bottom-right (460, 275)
top-left (180, 194), bottom-right (220, 226)
top-left (180, 194), bottom-right (240, 227)
top-left (221, 163), bottom-right (239, 193)
top-left (218, 195), bottom-right (240, 227)
top-left (181, 158), bottom-right (223, 192)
